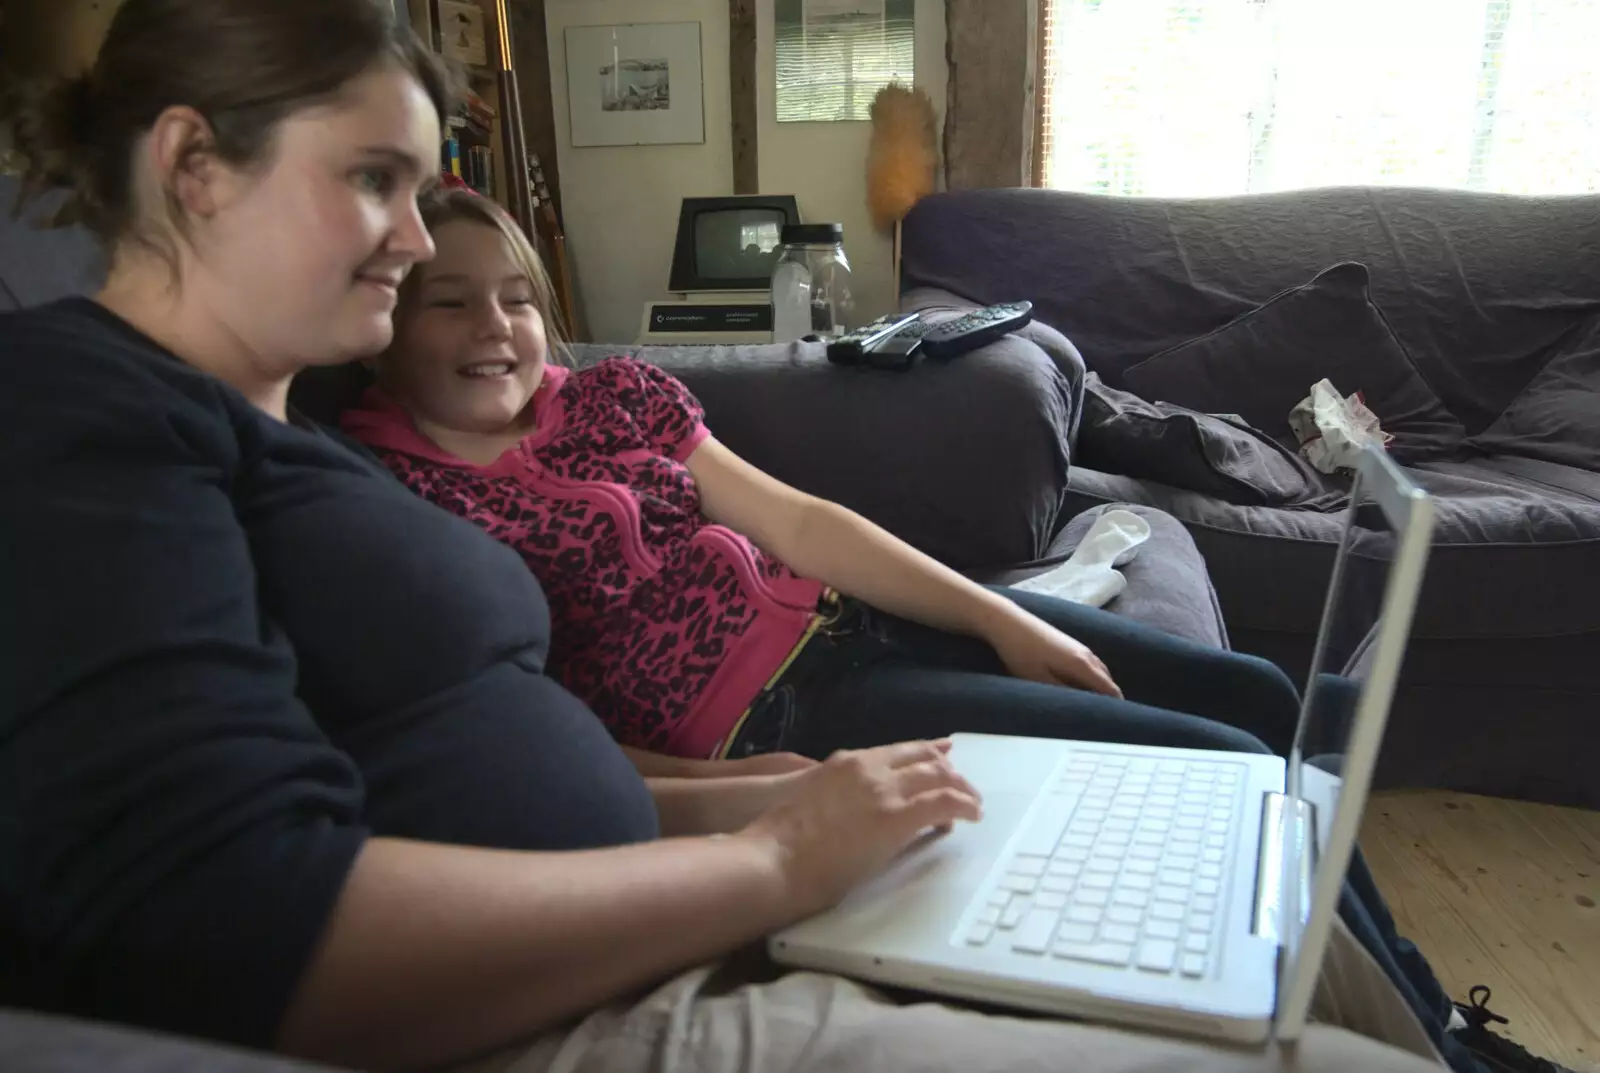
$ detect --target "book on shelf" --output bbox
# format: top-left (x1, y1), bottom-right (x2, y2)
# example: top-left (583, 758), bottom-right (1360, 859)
top-left (466, 145), bottom-right (495, 199)
top-left (440, 137), bottom-right (496, 200)
top-left (447, 114), bottom-right (493, 142)
top-left (464, 89), bottom-right (497, 122)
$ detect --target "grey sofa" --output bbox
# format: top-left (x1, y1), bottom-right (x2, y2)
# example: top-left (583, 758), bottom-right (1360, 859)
top-left (901, 186), bottom-right (1600, 809)
top-left (0, 1009), bottom-right (338, 1073)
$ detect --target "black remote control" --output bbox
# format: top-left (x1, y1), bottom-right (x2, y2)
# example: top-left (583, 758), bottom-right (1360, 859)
top-left (825, 311), bottom-right (922, 366)
top-left (914, 301), bottom-right (1034, 359)
top-left (860, 326), bottom-right (926, 371)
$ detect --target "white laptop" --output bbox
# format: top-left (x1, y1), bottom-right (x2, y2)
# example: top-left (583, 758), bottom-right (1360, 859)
top-left (771, 443), bottom-right (1435, 1044)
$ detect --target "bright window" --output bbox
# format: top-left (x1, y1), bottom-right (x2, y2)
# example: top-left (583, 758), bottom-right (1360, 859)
top-left (1036, 0), bottom-right (1600, 196)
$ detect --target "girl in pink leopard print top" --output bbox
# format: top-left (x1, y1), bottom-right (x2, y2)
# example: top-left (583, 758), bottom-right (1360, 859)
top-left (344, 190), bottom-right (1307, 768)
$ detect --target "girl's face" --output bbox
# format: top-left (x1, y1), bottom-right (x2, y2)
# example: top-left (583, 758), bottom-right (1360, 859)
top-left (381, 219), bottom-right (549, 435)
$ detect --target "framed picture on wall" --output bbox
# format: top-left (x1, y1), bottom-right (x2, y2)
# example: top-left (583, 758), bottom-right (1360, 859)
top-left (564, 22), bottom-right (705, 147)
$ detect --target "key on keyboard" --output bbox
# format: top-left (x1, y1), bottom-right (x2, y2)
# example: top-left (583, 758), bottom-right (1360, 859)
top-left (958, 751), bottom-right (1242, 977)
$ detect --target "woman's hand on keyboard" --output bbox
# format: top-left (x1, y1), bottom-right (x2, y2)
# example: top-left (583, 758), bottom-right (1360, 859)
top-left (739, 739), bottom-right (983, 917)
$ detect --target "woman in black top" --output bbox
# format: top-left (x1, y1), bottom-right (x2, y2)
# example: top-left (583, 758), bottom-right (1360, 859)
top-left (0, 3), bottom-right (1497, 1072)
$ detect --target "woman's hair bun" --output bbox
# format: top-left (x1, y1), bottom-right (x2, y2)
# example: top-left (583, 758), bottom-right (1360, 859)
top-left (7, 71), bottom-right (102, 229)
top-left (6, 0), bottom-right (450, 247)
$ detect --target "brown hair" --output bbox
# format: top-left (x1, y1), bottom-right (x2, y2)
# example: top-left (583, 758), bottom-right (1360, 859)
top-left (398, 186), bottom-right (570, 358)
top-left (5, 0), bottom-right (450, 248)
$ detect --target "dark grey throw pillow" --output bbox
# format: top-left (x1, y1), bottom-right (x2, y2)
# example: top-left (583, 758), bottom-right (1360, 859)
top-left (1121, 262), bottom-right (1465, 461)
top-left (1077, 374), bottom-right (1344, 509)
top-left (1469, 315), bottom-right (1600, 472)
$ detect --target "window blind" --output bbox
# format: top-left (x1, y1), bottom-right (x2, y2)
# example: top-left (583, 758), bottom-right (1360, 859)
top-left (1038, 0), bottom-right (1600, 197)
top-left (1033, 0), bottom-right (1058, 185)
top-left (775, 0), bottom-right (916, 122)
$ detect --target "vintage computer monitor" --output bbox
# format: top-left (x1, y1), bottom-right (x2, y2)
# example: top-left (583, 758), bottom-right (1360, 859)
top-left (639, 194), bottom-right (802, 345)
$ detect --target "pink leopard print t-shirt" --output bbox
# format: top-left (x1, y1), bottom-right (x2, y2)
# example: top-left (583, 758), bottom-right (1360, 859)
top-left (342, 357), bottom-right (825, 758)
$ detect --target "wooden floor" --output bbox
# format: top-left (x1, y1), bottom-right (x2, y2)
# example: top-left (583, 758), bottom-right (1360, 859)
top-left (1362, 791), bottom-right (1600, 1072)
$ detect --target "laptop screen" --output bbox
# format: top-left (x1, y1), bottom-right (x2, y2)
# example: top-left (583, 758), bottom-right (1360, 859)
top-left (1288, 494), bottom-right (1398, 821)
top-left (1273, 446), bottom-right (1433, 1037)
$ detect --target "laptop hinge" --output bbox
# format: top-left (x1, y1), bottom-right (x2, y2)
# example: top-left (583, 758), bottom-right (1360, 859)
top-left (1252, 792), bottom-right (1317, 945)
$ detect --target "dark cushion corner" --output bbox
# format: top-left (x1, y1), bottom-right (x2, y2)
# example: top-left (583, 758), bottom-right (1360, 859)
top-left (1468, 314), bottom-right (1600, 473)
top-left (1121, 261), bottom-right (1467, 462)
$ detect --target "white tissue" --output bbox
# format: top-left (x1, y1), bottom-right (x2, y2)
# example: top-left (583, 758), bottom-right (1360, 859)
top-left (1011, 509), bottom-right (1151, 607)
top-left (1288, 379), bottom-right (1393, 474)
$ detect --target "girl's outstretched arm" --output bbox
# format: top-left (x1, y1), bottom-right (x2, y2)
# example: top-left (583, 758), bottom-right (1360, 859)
top-left (686, 437), bottom-right (1120, 698)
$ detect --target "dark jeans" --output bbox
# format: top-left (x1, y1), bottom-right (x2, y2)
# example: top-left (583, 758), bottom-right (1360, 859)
top-left (729, 587), bottom-right (1302, 760)
top-left (727, 588), bottom-right (1478, 1072)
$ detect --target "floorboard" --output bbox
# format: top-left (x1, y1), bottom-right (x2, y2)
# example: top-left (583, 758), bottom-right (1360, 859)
top-left (1362, 791), bottom-right (1600, 1072)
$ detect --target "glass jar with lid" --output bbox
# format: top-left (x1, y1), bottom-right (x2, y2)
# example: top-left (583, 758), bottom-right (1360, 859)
top-left (770, 223), bottom-right (856, 343)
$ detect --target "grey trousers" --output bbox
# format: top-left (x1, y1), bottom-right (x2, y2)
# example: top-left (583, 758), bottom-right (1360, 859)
top-left (457, 918), bottom-right (1445, 1073)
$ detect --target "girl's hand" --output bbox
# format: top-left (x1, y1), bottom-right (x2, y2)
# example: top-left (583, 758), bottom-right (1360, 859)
top-left (622, 746), bottom-right (816, 779)
top-left (984, 608), bottom-right (1123, 699)
top-left (739, 740), bottom-right (983, 916)
top-left (719, 751), bottom-right (818, 777)
top-left (679, 765), bottom-right (819, 834)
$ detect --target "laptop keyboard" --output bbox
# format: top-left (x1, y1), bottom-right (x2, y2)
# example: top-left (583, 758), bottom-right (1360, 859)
top-left (961, 752), bottom-right (1244, 978)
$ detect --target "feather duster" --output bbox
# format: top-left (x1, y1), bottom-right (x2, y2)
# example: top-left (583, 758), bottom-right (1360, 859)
top-left (866, 82), bottom-right (939, 234)
top-left (867, 82), bottom-right (938, 301)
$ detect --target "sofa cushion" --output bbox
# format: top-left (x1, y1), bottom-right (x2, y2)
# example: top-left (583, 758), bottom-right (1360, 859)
top-left (1064, 457), bottom-right (1600, 642)
top-left (1076, 373), bottom-right (1344, 508)
top-left (1121, 262), bottom-right (1466, 461)
top-left (985, 503), bottom-right (1229, 650)
top-left (0, 178), bottom-right (105, 311)
top-left (1469, 313), bottom-right (1600, 472)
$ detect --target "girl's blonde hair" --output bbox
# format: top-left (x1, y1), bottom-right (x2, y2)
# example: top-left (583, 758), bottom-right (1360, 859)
top-left (400, 186), bottom-right (569, 361)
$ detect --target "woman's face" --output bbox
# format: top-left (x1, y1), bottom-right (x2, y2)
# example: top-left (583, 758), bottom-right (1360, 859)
top-left (191, 63), bottom-right (441, 368)
top-left (380, 219), bottom-right (549, 435)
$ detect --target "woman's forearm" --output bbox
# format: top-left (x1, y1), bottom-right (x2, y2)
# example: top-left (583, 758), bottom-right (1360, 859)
top-left (278, 834), bottom-right (793, 1072)
top-left (782, 500), bottom-right (1021, 639)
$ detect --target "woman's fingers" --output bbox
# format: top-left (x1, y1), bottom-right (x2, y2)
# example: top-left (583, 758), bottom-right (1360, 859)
top-left (874, 738), bottom-right (954, 770)
top-left (746, 739), bottom-right (985, 916)
top-left (894, 758), bottom-right (980, 805)
top-left (904, 785), bottom-right (984, 828)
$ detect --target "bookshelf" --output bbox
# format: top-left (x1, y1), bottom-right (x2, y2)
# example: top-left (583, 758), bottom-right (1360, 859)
top-left (1, 0), bottom-right (576, 330)
top-left (408, 0), bottom-right (526, 226)
top-left (405, 0), bottom-right (578, 338)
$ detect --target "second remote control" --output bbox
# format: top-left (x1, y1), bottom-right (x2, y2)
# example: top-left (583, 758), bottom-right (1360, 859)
top-left (916, 301), bottom-right (1034, 359)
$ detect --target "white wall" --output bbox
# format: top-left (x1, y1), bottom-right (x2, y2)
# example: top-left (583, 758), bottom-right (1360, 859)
top-left (546, 0), bottom-right (734, 344)
top-left (548, 0), bottom-right (946, 344)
